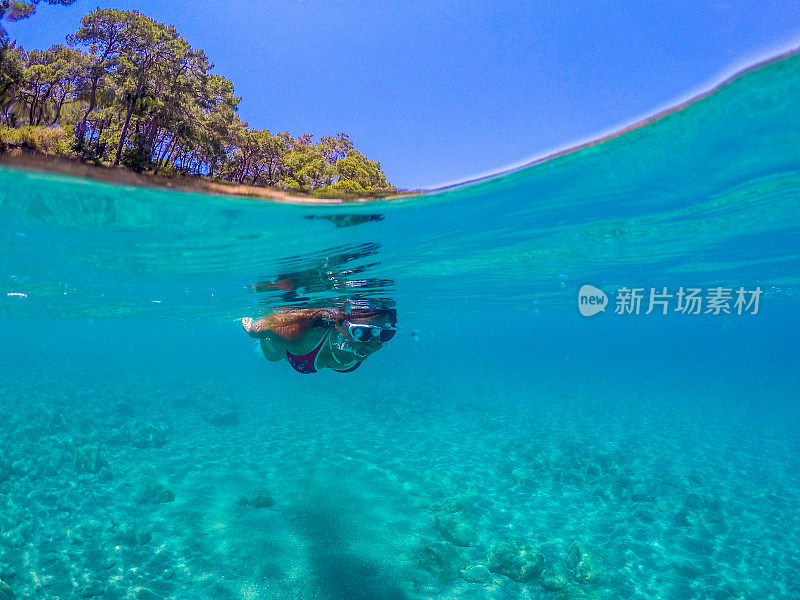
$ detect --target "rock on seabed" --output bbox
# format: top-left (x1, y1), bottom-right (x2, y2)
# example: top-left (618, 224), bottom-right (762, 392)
top-left (0, 579), bottom-right (14, 599)
top-left (487, 541), bottom-right (544, 582)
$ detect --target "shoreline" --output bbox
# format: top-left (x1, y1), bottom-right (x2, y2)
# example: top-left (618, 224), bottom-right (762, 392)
top-left (3, 44), bottom-right (797, 204)
top-left (0, 150), bottom-right (419, 205)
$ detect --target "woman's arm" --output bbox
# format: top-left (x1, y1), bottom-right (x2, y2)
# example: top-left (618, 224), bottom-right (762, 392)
top-left (242, 308), bottom-right (334, 341)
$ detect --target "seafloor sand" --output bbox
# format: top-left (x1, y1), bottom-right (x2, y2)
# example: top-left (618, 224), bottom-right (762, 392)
top-left (1, 354), bottom-right (798, 600)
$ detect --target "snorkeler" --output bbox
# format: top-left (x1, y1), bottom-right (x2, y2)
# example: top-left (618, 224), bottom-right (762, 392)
top-left (242, 306), bottom-right (397, 374)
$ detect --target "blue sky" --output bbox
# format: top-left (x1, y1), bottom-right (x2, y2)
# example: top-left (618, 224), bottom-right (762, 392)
top-left (9, 1), bottom-right (800, 189)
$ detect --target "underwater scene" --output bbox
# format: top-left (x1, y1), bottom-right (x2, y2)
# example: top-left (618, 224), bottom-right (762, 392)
top-left (1, 50), bottom-right (800, 600)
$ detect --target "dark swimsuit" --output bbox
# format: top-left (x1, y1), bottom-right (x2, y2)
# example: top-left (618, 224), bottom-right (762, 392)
top-left (285, 329), bottom-right (362, 374)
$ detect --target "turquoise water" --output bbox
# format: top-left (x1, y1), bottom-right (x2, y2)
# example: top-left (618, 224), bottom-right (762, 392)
top-left (1, 51), bottom-right (799, 600)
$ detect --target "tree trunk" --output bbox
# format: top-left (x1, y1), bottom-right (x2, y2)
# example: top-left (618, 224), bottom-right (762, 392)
top-left (112, 99), bottom-right (136, 166)
top-left (159, 133), bottom-right (178, 169)
top-left (152, 128), bottom-right (167, 161)
top-left (51, 91), bottom-right (68, 126)
top-left (172, 144), bottom-right (185, 169)
top-left (251, 165), bottom-right (263, 185)
top-left (76, 74), bottom-right (102, 150)
top-left (28, 87), bottom-right (39, 125)
top-left (76, 39), bottom-right (117, 150)
top-left (154, 132), bottom-right (175, 172)
top-left (35, 88), bottom-right (54, 126)
top-left (1, 99), bottom-right (14, 124)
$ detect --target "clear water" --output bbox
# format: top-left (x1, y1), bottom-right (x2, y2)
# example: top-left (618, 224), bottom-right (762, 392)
top-left (1, 51), bottom-right (799, 600)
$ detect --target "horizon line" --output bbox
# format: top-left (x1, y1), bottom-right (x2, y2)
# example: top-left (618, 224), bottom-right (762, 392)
top-left (419, 41), bottom-right (800, 195)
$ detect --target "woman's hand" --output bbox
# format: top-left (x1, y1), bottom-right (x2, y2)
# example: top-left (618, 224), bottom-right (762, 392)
top-left (242, 316), bottom-right (270, 338)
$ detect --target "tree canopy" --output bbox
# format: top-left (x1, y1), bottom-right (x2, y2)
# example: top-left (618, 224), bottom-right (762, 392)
top-left (0, 7), bottom-right (396, 197)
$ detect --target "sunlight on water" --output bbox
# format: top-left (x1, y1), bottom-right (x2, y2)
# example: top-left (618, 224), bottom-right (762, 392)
top-left (1, 50), bottom-right (799, 600)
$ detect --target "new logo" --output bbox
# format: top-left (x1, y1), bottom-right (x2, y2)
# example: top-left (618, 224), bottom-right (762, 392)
top-left (578, 284), bottom-right (608, 317)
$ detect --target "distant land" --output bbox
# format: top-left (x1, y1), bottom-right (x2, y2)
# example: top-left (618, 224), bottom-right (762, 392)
top-left (0, 7), bottom-right (398, 201)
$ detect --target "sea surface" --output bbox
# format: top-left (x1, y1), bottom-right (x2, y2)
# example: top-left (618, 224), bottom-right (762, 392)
top-left (1, 50), bottom-right (799, 600)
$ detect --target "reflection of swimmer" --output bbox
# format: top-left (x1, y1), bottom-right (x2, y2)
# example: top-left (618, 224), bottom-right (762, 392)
top-left (248, 245), bottom-right (380, 302)
top-left (304, 214), bottom-right (384, 228)
top-left (249, 275), bottom-right (312, 302)
top-left (242, 307), bottom-right (397, 374)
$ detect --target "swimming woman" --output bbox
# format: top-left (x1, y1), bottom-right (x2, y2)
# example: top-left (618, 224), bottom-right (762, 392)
top-left (242, 306), bottom-right (397, 374)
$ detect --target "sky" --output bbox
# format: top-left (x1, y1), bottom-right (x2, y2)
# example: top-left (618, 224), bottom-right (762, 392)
top-left (8, 1), bottom-right (800, 189)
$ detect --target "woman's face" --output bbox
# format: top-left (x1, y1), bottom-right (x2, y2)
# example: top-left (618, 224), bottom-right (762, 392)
top-left (335, 317), bottom-right (395, 359)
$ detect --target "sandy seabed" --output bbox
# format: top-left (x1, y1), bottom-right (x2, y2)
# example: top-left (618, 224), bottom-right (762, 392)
top-left (1, 358), bottom-right (798, 600)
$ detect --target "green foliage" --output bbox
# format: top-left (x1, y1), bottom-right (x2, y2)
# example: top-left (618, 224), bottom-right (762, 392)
top-left (120, 131), bottom-right (154, 172)
top-left (318, 132), bottom-right (353, 164)
top-left (52, 125), bottom-right (75, 156)
top-left (279, 143), bottom-right (328, 192)
top-left (317, 149), bottom-right (395, 197)
top-left (0, 41), bottom-right (25, 100)
top-left (0, 123), bottom-right (65, 152)
top-left (0, 7), bottom-right (396, 195)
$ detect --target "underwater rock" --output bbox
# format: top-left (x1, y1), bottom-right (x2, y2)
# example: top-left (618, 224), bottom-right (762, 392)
top-left (145, 550), bottom-right (173, 576)
top-left (114, 524), bottom-right (152, 547)
top-left (596, 449), bottom-right (625, 475)
top-left (133, 587), bottom-right (162, 600)
top-left (511, 466), bottom-right (535, 487)
top-left (1, 528), bottom-right (24, 548)
top-left (67, 528), bottom-right (84, 545)
top-left (236, 493), bottom-right (273, 509)
top-left (208, 581), bottom-right (238, 600)
top-left (113, 401), bottom-right (136, 418)
top-left (565, 541), bottom-right (608, 584)
top-left (131, 422), bottom-right (169, 448)
top-left (674, 492), bottom-right (726, 533)
top-left (78, 580), bottom-right (105, 598)
top-left (78, 519), bottom-right (104, 541)
top-left (419, 541), bottom-right (464, 580)
top-left (46, 410), bottom-right (69, 432)
top-left (100, 583), bottom-right (125, 600)
top-left (402, 481), bottom-right (426, 497)
top-left (74, 445), bottom-right (107, 474)
top-left (541, 561), bottom-right (572, 590)
top-left (460, 564), bottom-right (490, 584)
top-left (0, 580), bottom-right (14, 599)
top-left (487, 541), bottom-right (544, 582)
top-left (674, 507), bottom-right (691, 527)
top-left (671, 558), bottom-right (704, 579)
top-left (135, 482), bottom-right (175, 504)
top-left (207, 411), bottom-right (240, 427)
top-left (435, 513), bottom-right (478, 547)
